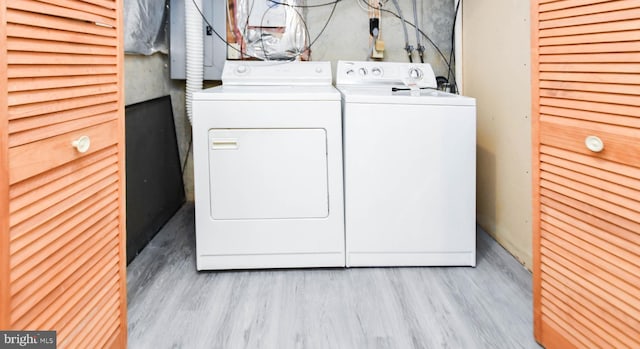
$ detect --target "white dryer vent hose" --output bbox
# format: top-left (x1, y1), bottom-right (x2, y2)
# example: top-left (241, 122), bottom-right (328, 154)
top-left (185, 0), bottom-right (204, 125)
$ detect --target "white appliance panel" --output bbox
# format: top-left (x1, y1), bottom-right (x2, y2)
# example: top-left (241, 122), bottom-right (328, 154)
top-left (344, 103), bottom-right (475, 264)
top-left (221, 61), bottom-right (332, 86)
top-left (193, 94), bottom-right (345, 270)
top-left (337, 60), bottom-right (477, 268)
top-left (209, 128), bottom-right (329, 220)
top-left (336, 61), bottom-right (437, 88)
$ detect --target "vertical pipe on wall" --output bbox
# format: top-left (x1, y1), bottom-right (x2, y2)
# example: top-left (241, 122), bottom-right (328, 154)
top-left (185, 0), bottom-right (204, 124)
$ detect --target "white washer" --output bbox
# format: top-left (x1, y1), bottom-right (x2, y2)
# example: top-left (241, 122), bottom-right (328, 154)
top-left (337, 61), bottom-right (477, 267)
top-left (192, 61), bottom-right (345, 270)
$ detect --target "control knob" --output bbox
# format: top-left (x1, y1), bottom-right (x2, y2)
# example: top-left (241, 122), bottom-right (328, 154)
top-left (408, 67), bottom-right (423, 80)
top-left (236, 65), bottom-right (248, 74)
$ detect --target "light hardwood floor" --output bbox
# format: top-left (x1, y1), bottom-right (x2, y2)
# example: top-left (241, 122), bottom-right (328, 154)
top-left (128, 203), bottom-right (540, 349)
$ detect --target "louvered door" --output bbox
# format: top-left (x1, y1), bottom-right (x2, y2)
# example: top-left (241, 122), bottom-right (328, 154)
top-left (0, 0), bottom-right (127, 348)
top-left (532, 1), bottom-right (640, 348)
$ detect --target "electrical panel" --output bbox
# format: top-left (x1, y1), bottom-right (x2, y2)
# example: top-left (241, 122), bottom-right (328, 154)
top-left (170, 0), bottom-right (227, 80)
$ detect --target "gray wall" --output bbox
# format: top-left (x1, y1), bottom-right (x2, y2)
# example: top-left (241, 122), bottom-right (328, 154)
top-left (124, 1), bottom-right (535, 272)
top-left (125, 0), bottom-right (457, 202)
top-left (125, 54), bottom-right (192, 201)
top-left (306, 0), bottom-right (456, 80)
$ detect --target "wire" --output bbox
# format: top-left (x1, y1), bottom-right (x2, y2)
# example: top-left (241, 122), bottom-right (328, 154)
top-left (359, 0), bottom-right (459, 93)
top-left (308, 0), bottom-right (339, 49)
top-left (357, 0), bottom-right (369, 12)
top-left (391, 86), bottom-right (438, 92)
top-left (389, 0), bottom-right (412, 62)
top-left (447, 0), bottom-right (461, 93)
top-left (291, 6), bottom-right (312, 57)
top-left (191, 0), bottom-right (249, 57)
top-left (258, 3), bottom-right (311, 60)
top-left (190, 0), bottom-right (340, 62)
top-left (268, 0), bottom-right (343, 8)
top-left (181, 131), bottom-right (193, 175)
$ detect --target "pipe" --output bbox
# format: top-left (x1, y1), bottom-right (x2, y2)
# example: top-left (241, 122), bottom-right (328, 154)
top-left (412, 0), bottom-right (424, 63)
top-left (390, 0), bottom-right (413, 62)
top-left (185, 0), bottom-right (204, 125)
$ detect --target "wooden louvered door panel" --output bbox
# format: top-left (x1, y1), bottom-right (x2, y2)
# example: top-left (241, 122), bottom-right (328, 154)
top-left (532, 1), bottom-right (640, 348)
top-left (0, 0), bottom-right (127, 348)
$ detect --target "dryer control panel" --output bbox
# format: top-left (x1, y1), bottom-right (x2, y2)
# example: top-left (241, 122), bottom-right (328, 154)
top-left (336, 61), bottom-right (437, 88)
top-left (222, 60), bottom-right (332, 86)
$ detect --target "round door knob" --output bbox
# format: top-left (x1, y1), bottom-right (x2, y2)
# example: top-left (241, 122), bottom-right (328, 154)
top-left (585, 135), bottom-right (604, 153)
top-left (72, 136), bottom-right (91, 153)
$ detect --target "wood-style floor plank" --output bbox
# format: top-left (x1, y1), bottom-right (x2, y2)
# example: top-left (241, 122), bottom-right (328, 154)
top-left (127, 203), bottom-right (539, 349)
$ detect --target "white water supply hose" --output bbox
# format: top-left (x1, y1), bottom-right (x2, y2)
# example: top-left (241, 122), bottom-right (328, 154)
top-left (185, 0), bottom-right (204, 125)
top-left (390, 0), bottom-right (412, 61)
top-left (412, 0), bottom-right (423, 62)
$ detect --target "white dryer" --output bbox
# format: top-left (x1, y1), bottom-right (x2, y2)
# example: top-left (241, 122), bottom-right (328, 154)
top-left (337, 61), bottom-right (477, 267)
top-left (192, 61), bottom-right (345, 270)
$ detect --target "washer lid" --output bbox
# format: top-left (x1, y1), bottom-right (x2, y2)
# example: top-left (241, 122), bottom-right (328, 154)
top-left (338, 86), bottom-right (476, 106)
top-left (194, 85), bottom-right (341, 101)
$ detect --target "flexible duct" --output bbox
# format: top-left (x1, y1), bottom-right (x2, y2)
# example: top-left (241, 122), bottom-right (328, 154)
top-left (185, 0), bottom-right (204, 125)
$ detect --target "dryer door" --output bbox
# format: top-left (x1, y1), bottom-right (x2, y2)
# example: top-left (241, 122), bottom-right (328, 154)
top-left (208, 128), bottom-right (329, 220)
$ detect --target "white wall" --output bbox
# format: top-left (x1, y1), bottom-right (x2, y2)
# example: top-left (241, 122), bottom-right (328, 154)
top-left (462, 0), bottom-right (533, 269)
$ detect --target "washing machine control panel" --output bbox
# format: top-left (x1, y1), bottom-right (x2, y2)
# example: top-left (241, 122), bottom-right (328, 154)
top-left (222, 60), bottom-right (332, 86)
top-left (336, 61), bottom-right (437, 88)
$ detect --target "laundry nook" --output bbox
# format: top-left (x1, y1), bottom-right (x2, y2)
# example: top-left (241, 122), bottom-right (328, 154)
top-left (1, 1), bottom-right (638, 348)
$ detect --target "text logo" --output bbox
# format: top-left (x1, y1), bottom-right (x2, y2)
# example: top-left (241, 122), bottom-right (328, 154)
top-left (0, 331), bottom-right (56, 349)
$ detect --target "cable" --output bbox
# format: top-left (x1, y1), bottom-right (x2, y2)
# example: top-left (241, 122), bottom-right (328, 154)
top-left (268, 0), bottom-right (343, 8)
top-left (391, 86), bottom-right (438, 92)
top-left (181, 132), bottom-right (193, 175)
top-left (191, 0), bottom-right (248, 57)
top-left (291, 6), bottom-right (312, 57)
top-left (307, 0), bottom-right (339, 50)
top-left (258, 3), bottom-right (311, 60)
top-left (389, 0), bottom-right (412, 62)
top-left (447, 0), bottom-right (461, 93)
top-left (191, 0), bottom-right (340, 62)
top-left (360, 0), bottom-right (459, 93)
top-left (357, 0), bottom-right (369, 12)
top-left (412, 0), bottom-right (424, 63)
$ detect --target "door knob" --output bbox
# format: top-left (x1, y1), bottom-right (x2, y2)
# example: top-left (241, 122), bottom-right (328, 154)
top-left (72, 136), bottom-right (91, 153)
top-left (585, 135), bottom-right (604, 153)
